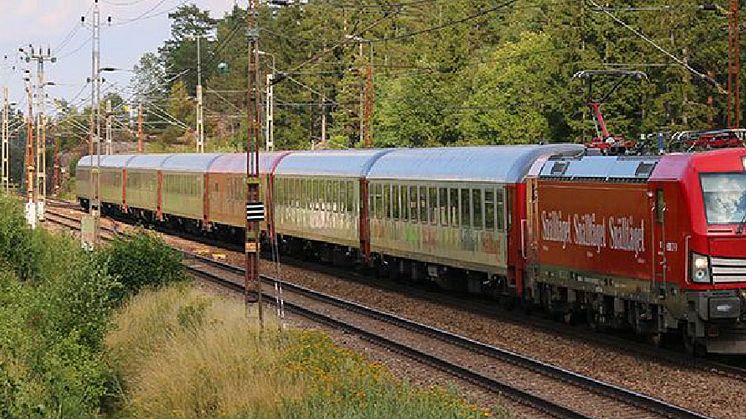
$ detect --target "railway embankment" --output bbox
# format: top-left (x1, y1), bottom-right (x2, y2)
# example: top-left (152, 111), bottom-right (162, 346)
top-left (1, 195), bottom-right (492, 418)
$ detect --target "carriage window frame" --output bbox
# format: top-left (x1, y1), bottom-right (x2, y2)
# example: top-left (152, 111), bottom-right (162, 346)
top-left (485, 189), bottom-right (496, 231)
top-left (460, 188), bottom-right (471, 228)
top-left (496, 187), bottom-right (505, 231)
top-left (439, 187), bottom-right (448, 226)
top-left (450, 188), bottom-right (459, 227)
top-left (418, 186), bottom-right (427, 223)
top-left (347, 181), bottom-right (355, 214)
top-left (409, 186), bottom-right (418, 223)
top-left (392, 184), bottom-right (401, 220)
top-left (428, 187), bottom-right (437, 225)
top-left (473, 188), bottom-right (484, 230)
top-left (401, 185), bottom-right (409, 222)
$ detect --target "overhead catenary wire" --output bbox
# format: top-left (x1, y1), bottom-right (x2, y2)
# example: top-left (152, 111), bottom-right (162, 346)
top-left (586, 0), bottom-right (723, 92)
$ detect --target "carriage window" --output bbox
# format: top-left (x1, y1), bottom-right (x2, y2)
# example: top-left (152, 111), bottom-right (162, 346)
top-left (329, 180), bottom-right (334, 211)
top-left (331, 181), bottom-right (337, 212)
top-left (450, 188), bottom-right (459, 227)
top-left (375, 183), bottom-right (384, 219)
top-left (383, 184), bottom-right (391, 219)
top-left (439, 187), bottom-right (448, 226)
top-left (318, 180), bottom-right (325, 211)
top-left (496, 188), bottom-right (505, 231)
top-left (294, 178), bottom-right (300, 208)
top-left (392, 185), bottom-right (401, 220)
top-left (401, 186), bottom-right (409, 221)
top-left (347, 182), bottom-right (355, 214)
top-left (276, 179), bottom-right (282, 206)
top-left (505, 189), bottom-right (512, 230)
top-left (473, 189), bottom-right (483, 229)
top-left (339, 181), bottom-right (347, 213)
top-left (428, 187), bottom-right (438, 225)
top-left (410, 186), bottom-right (418, 222)
top-left (485, 189), bottom-right (495, 230)
top-left (461, 188), bottom-right (471, 228)
top-left (313, 180), bottom-right (320, 210)
top-left (419, 186), bottom-right (428, 223)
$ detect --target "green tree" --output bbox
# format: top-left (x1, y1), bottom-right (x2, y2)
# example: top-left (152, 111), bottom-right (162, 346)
top-left (459, 32), bottom-right (560, 144)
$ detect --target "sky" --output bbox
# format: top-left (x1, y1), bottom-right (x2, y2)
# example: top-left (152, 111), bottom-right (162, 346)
top-left (0, 0), bottom-right (238, 114)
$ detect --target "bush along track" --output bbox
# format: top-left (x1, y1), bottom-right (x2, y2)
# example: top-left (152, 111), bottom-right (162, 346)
top-left (2, 194), bottom-right (494, 418)
top-left (0, 194), bottom-right (184, 417)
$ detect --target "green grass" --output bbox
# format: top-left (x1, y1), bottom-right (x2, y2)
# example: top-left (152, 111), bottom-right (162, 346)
top-left (106, 284), bottom-right (504, 418)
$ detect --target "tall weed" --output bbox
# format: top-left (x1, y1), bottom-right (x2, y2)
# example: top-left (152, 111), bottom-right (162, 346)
top-left (107, 285), bottom-right (490, 418)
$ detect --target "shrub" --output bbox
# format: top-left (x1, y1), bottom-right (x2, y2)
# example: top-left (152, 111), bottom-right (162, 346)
top-left (97, 229), bottom-right (185, 302)
top-left (0, 194), bottom-right (40, 280)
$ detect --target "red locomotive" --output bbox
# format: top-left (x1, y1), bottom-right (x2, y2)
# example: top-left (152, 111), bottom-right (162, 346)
top-left (528, 150), bottom-right (746, 354)
top-left (77, 145), bottom-right (746, 354)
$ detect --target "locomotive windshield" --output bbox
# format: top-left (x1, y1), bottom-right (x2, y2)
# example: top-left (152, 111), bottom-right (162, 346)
top-left (701, 173), bottom-right (746, 224)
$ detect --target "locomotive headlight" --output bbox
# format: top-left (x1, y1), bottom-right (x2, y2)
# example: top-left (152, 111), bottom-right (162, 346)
top-left (691, 253), bottom-right (711, 283)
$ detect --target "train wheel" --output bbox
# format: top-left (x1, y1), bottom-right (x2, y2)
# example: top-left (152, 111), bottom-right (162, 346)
top-left (682, 327), bottom-right (706, 357)
top-left (586, 308), bottom-right (605, 332)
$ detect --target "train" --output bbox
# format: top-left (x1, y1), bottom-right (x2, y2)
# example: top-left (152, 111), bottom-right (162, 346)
top-left (76, 145), bottom-right (746, 355)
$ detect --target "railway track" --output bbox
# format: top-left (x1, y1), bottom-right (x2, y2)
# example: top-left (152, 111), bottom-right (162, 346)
top-left (42, 205), bottom-right (710, 419)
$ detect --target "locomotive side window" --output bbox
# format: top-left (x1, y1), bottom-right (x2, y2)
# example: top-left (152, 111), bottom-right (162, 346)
top-left (461, 188), bottom-right (471, 228)
top-left (485, 189), bottom-right (495, 230)
top-left (450, 188), bottom-right (459, 227)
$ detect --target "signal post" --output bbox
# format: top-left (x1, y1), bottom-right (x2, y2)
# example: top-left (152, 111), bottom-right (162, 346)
top-left (245, 0), bottom-right (264, 325)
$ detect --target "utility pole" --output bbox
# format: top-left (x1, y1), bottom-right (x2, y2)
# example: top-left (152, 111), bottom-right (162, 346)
top-left (196, 36), bottom-right (205, 153)
top-left (320, 94), bottom-right (327, 147)
top-left (348, 36), bottom-right (373, 147)
top-left (137, 102), bottom-right (144, 153)
top-left (105, 99), bottom-right (112, 154)
top-left (358, 42), bottom-right (364, 146)
top-left (2, 86), bottom-right (9, 192)
top-left (246, 0), bottom-right (264, 326)
top-left (52, 134), bottom-right (60, 196)
top-left (19, 46), bottom-right (57, 221)
top-left (363, 59), bottom-right (373, 148)
top-left (265, 73), bottom-right (274, 151)
top-left (23, 68), bottom-right (36, 229)
top-left (81, 0), bottom-right (107, 248)
top-left (728, 0), bottom-right (741, 128)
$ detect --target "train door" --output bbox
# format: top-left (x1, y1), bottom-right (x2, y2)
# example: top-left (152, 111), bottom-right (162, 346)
top-left (525, 176), bottom-right (540, 264)
top-left (651, 183), bottom-right (667, 299)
